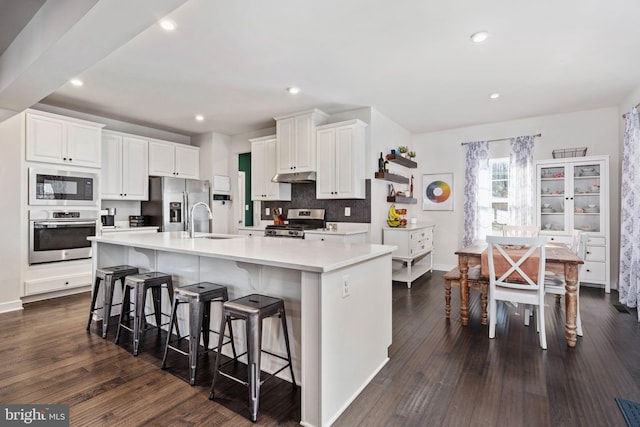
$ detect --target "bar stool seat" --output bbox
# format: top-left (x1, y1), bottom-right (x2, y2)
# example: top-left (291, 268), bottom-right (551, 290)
top-left (115, 272), bottom-right (175, 356)
top-left (86, 265), bottom-right (139, 338)
top-left (161, 282), bottom-right (237, 385)
top-left (209, 293), bottom-right (296, 423)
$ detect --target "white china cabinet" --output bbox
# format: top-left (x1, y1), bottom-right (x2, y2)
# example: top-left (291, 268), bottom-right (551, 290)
top-left (536, 155), bottom-right (610, 291)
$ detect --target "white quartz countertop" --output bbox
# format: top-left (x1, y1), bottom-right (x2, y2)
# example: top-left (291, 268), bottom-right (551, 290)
top-left (305, 223), bottom-right (369, 236)
top-left (101, 226), bottom-right (159, 233)
top-left (88, 231), bottom-right (394, 273)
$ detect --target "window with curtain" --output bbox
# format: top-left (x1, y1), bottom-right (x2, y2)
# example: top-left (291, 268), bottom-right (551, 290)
top-left (490, 158), bottom-right (509, 233)
top-left (464, 135), bottom-right (536, 245)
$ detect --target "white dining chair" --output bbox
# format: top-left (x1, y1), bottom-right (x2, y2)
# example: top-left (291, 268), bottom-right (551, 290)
top-left (486, 235), bottom-right (548, 349)
top-left (502, 225), bottom-right (540, 237)
top-left (543, 229), bottom-right (585, 336)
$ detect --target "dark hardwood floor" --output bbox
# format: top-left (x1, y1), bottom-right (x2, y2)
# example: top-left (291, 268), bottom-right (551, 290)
top-left (0, 271), bottom-right (638, 426)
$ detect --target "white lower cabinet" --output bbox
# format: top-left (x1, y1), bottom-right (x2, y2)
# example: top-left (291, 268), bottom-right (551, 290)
top-left (24, 272), bottom-right (92, 296)
top-left (383, 224), bottom-right (434, 288)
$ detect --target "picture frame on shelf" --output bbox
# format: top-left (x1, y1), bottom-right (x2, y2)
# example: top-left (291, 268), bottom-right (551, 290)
top-left (422, 173), bottom-right (454, 211)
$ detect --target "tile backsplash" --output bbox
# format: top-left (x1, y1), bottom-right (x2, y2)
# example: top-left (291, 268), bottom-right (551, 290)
top-left (261, 180), bottom-right (371, 223)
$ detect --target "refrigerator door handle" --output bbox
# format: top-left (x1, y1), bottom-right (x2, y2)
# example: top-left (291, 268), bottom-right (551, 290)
top-left (183, 191), bottom-right (189, 232)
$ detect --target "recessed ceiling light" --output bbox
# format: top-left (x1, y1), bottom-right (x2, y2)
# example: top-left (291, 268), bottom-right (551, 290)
top-left (489, 93), bottom-right (500, 99)
top-left (195, 115), bottom-right (204, 122)
top-left (70, 78), bottom-right (84, 87)
top-left (470, 31), bottom-right (489, 43)
top-left (287, 87), bottom-right (300, 95)
top-left (159, 19), bottom-right (177, 31)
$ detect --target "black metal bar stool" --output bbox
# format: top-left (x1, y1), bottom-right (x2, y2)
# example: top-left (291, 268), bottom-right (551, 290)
top-left (86, 265), bottom-right (139, 338)
top-left (115, 272), bottom-right (175, 356)
top-left (161, 282), bottom-right (238, 385)
top-left (209, 294), bottom-right (296, 423)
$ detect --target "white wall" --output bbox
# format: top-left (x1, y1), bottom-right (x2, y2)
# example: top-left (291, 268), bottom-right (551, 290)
top-left (412, 107), bottom-right (621, 287)
top-left (33, 103), bottom-right (191, 144)
top-left (192, 131), bottom-right (232, 233)
top-left (369, 108), bottom-right (412, 244)
top-left (229, 126), bottom-right (277, 229)
top-left (0, 114), bottom-right (25, 311)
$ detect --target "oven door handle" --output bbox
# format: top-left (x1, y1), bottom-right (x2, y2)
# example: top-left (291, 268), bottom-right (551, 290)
top-left (34, 221), bottom-right (97, 227)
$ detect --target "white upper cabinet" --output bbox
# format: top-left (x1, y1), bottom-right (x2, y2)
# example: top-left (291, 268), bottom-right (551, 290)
top-left (26, 110), bottom-right (104, 168)
top-left (148, 139), bottom-right (199, 179)
top-left (250, 135), bottom-right (291, 201)
top-left (275, 109), bottom-right (328, 174)
top-left (316, 120), bottom-right (367, 199)
top-left (102, 131), bottom-right (149, 200)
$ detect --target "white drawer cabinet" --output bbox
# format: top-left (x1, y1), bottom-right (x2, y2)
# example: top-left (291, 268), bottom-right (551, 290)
top-left (24, 272), bottom-right (92, 296)
top-left (383, 224), bottom-right (434, 288)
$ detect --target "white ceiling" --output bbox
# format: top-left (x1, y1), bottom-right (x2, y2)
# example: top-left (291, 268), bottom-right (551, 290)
top-left (4, 0), bottom-right (640, 137)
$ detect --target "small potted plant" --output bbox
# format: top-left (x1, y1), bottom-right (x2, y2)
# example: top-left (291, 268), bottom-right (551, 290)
top-left (398, 146), bottom-right (409, 157)
top-left (408, 150), bottom-right (416, 160)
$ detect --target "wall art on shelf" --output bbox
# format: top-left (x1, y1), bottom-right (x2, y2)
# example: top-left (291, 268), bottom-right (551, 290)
top-left (422, 173), bottom-right (453, 211)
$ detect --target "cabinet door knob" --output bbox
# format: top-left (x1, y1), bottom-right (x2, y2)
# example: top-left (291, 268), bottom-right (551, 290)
top-left (69, 158), bottom-right (72, 161)
top-left (63, 157), bottom-right (67, 160)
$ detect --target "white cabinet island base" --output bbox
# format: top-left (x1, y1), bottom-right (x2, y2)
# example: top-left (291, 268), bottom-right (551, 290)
top-left (88, 232), bottom-right (395, 427)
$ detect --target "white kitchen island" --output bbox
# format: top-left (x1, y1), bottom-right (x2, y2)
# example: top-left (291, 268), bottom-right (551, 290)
top-left (88, 232), bottom-right (394, 427)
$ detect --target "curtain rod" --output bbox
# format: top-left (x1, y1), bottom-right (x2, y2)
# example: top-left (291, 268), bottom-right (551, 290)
top-left (460, 133), bottom-right (542, 146)
top-left (622, 103), bottom-right (640, 119)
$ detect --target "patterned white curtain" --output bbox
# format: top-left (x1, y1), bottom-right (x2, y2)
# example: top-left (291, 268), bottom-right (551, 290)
top-left (619, 107), bottom-right (640, 321)
top-left (463, 141), bottom-right (491, 246)
top-left (508, 135), bottom-right (536, 226)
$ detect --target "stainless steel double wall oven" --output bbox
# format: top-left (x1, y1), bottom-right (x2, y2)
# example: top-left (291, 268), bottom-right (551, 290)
top-left (28, 168), bottom-right (99, 265)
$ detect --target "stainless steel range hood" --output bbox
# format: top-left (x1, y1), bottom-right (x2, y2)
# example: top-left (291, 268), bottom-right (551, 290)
top-left (271, 171), bottom-right (316, 183)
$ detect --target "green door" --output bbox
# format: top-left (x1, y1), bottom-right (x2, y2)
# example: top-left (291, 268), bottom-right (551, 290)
top-left (238, 153), bottom-right (252, 226)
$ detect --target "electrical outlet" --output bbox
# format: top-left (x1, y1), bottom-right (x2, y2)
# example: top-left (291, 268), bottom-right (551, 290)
top-left (342, 275), bottom-right (350, 298)
top-left (344, 207), bottom-right (351, 217)
top-left (265, 207), bottom-right (270, 216)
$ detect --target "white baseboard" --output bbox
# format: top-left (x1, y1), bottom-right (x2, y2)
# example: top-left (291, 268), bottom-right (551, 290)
top-left (0, 299), bottom-right (23, 313)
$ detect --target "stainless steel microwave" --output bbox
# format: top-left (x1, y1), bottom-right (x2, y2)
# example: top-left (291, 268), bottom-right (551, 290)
top-left (29, 168), bottom-right (99, 206)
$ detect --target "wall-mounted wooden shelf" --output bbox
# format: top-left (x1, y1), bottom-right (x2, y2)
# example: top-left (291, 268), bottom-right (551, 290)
top-left (375, 172), bottom-right (409, 184)
top-left (386, 154), bottom-right (417, 168)
top-left (387, 196), bottom-right (417, 204)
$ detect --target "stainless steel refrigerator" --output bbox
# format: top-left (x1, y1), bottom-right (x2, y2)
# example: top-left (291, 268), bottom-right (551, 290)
top-left (141, 177), bottom-right (211, 233)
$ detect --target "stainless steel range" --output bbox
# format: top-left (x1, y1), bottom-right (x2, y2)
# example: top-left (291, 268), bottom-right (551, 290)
top-left (264, 209), bottom-right (325, 238)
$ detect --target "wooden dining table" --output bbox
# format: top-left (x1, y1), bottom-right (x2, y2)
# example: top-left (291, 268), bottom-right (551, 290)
top-left (455, 242), bottom-right (584, 347)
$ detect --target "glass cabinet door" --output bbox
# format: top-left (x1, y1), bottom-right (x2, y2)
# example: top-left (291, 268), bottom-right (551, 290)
top-left (571, 161), bottom-right (604, 233)
top-left (539, 164), bottom-right (568, 233)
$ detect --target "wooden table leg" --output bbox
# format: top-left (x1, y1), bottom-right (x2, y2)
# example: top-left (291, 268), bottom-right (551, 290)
top-left (458, 255), bottom-right (470, 326)
top-left (480, 282), bottom-right (488, 326)
top-left (444, 279), bottom-right (451, 319)
top-left (564, 263), bottom-right (579, 347)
